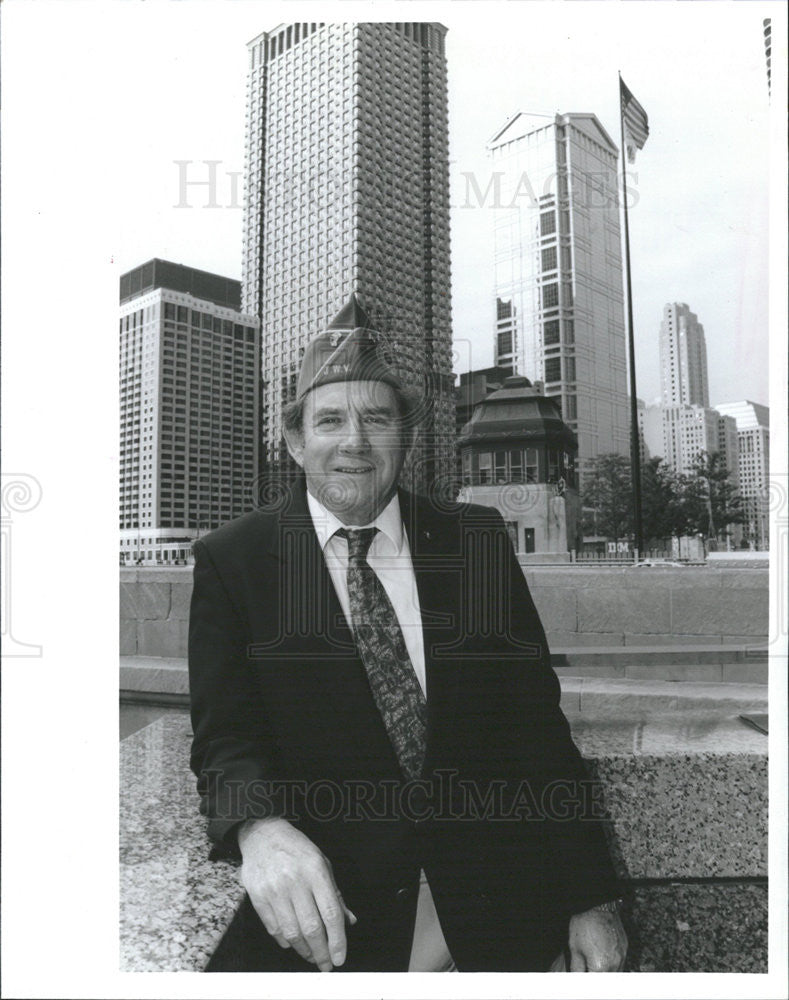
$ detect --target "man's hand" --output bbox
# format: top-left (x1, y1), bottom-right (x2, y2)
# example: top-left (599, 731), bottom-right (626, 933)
top-left (567, 906), bottom-right (627, 971)
top-left (238, 817), bottom-right (357, 972)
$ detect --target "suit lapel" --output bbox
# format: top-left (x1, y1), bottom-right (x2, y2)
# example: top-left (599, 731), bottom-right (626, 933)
top-left (269, 480), bottom-right (403, 776)
top-left (399, 490), bottom-right (464, 746)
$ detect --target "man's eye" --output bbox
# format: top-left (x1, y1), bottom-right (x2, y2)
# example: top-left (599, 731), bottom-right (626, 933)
top-left (317, 416), bottom-right (340, 426)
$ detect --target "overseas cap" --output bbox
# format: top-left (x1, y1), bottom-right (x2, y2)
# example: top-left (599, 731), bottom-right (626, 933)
top-left (295, 293), bottom-right (403, 401)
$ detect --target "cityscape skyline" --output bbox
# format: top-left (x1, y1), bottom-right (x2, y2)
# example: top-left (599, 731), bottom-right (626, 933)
top-left (59, 2), bottom-right (774, 412)
top-left (242, 21), bottom-right (455, 490)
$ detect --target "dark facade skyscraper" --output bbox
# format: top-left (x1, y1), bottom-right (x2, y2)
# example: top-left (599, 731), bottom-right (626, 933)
top-left (242, 22), bottom-right (454, 492)
top-left (119, 259), bottom-right (259, 564)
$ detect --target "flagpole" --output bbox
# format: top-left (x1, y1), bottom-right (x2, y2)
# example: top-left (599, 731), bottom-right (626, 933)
top-left (618, 71), bottom-right (644, 558)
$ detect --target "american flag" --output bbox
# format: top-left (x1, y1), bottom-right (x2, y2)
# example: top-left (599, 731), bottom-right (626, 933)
top-left (620, 77), bottom-right (649, 163)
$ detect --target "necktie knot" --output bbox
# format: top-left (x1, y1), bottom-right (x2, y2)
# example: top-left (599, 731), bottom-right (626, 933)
top-left (337, 526), bottom-right (377, 565)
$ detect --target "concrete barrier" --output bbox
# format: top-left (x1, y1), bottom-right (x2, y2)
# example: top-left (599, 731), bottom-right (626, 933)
top-left (120, 564), bottom-right (769, 659)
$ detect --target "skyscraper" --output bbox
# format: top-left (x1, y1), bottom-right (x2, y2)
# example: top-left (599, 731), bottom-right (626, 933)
top-left (714, 400), bottom-right (770, 547)
top-left (659, 302), bottom-right (709, 407)
top-left (119, 259), bottom-right (259, 565)
top-left (243, 22), bottom-right (454, 493)
top-left (488, 112), bottom-right (630, 473)
top-left (643, 302), bottom-right (738, 483)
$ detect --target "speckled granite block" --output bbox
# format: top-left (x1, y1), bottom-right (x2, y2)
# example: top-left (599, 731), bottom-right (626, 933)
top-left (120, 716), bottom-right (243, 972)
top-left (120, 711), bottom-right (768, 972)
top-left (571, 713), bottom-right (767, 879)
top-left (622, 883), bottom-right (767, 972)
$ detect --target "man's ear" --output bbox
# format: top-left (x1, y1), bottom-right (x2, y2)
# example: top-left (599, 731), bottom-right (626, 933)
top-left (283, 426), bottom-right (305, 468)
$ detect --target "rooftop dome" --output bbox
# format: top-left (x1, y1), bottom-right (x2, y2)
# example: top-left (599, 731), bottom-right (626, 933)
top-left (457, 375), bottom-right (577, 450)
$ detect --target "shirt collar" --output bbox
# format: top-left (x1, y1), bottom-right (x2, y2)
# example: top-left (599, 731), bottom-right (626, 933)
top-left (306, 489), bottom-right (404, 554)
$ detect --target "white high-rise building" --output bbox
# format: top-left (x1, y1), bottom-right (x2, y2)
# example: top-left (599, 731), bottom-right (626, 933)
top-left (488, 111), bottom-right (630, 473)
top-left (119, 260), bottom-right (260, 565)
top-left (714, 400), bottom-right (770, 547)
top-left (645, 302), bottom-right (740, 486)
top-left (659, 302), bottom-right (709, 407)
top-left (657, 404), bottom-right (721, 476)
top-left (243, 22), bottom-right (454, 493)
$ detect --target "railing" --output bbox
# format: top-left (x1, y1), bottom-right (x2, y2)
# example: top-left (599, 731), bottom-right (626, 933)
top-left (571, 549), bottom-right (706, 566)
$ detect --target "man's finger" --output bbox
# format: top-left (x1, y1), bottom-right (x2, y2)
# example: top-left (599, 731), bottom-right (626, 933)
top-left (313, 879), bottom-right (350, 968)
top-left (292, 887), bottom-right (334, 972)
top-left (254, 898), bottom-right (289, 947)
top-left (329, 873), bottom-right (357, 925)
top-left (272, 897), bottom-right (317, 965)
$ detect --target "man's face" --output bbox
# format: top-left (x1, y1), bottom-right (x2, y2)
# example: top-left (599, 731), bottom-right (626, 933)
top-left (286, 380), bottom-right (412, 525)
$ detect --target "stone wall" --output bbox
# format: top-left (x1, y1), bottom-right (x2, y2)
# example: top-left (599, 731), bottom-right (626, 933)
top-left (120, 564), bottom-right (769, 658)
top-left (120, 712), bottom-right (767, 972)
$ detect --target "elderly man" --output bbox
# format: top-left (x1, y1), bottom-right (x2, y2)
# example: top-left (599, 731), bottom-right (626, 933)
top-left (188, 294), bottom-right (627, 973)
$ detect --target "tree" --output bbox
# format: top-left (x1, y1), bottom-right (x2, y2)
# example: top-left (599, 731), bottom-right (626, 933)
top-left (683, 451), bottom-right (746, 543)
top-left (582, 454), bottom-right (633, 541)
top-left (640, 457), bottom-right (688, 546)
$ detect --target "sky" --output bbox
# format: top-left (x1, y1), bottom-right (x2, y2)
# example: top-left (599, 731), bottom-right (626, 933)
top-left (3, 0), bottom-right (775, 406)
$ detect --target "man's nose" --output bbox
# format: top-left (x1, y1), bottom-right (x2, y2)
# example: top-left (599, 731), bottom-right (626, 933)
top-left (339, 416), bottom-right (370, 450)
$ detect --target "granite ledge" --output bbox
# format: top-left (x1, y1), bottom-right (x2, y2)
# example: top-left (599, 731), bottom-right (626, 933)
top-left (120, 711), bottom-right (768, 971)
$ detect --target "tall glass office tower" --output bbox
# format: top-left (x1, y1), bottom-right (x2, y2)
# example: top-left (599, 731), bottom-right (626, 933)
top-left (489, 112), bottom-right (630, 472)
top-left (243, 22), bottom-right (455, 493)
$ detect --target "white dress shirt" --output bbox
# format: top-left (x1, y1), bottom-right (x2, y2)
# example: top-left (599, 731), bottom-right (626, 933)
top-left (306, 489), bottom-right (456, 972)
top-left (306, 491), bottom-right (427, 695)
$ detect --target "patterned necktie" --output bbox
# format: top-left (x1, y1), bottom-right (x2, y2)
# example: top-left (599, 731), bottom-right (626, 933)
top-left (337, 527), bottom-right (427, 780)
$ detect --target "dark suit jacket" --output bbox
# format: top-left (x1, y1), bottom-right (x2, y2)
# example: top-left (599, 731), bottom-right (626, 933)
top-left (188, 480), bottom-right (620, 971)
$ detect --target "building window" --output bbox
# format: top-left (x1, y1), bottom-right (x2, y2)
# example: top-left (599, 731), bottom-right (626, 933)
top-left (543, 319), bottom-right (560, 345)
top-left (541, 246), bottom-right (557, 271)
top-left (525, 447), bottom-right (538, 483)
top-left (509, 449), bottom-right (523, 482)
top-left (497, 331), bottom-right (513, 355)
top-left (496, 297), bottom-right (513, 320)
top-left (494, 450), bottom-right (508, 484)
top-left (542, 284), bottom-right (558, 309)
top-left (523, 527), bottom-right (535, 554)
top-left (545, 357), bottom-right (561, 383)
top-left (478, 452), bottom-right (492, 484)
top-left (540, 212), bottom-right (556, 236)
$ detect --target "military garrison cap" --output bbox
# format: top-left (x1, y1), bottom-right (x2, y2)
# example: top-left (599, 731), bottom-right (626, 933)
top-left (295, 293), bottom-right (404, 401)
